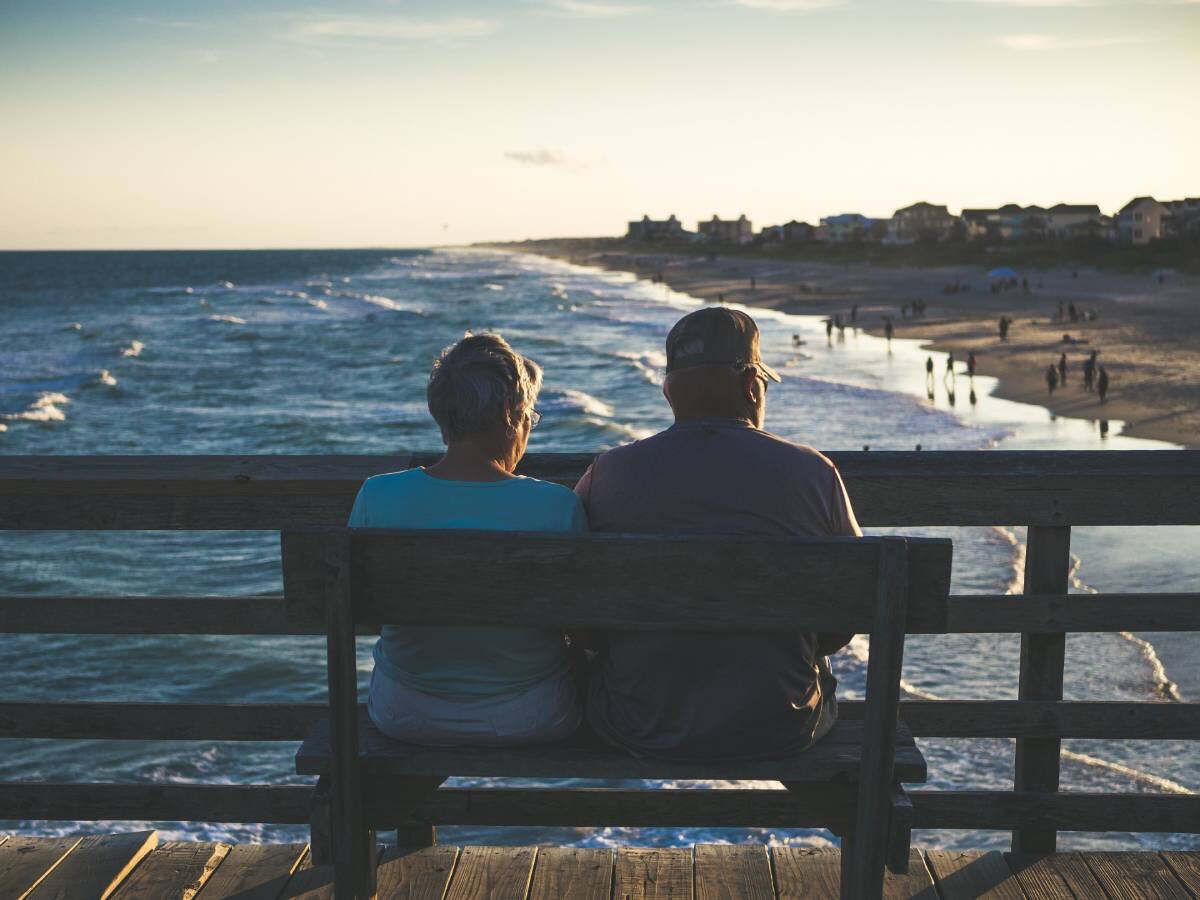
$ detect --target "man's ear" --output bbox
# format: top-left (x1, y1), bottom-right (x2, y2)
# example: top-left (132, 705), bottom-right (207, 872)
top-left (742, 368), bottom-right (760, 403)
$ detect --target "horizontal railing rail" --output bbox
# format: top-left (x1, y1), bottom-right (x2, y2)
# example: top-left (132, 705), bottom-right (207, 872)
top-left (2, 451), bottom-right (1197, 850)
top-left (3, 451), bottom-right (1200, 527)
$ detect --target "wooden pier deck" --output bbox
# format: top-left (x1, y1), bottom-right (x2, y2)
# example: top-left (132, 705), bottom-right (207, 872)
top-left (2, 833), bottom-right (1199, 899)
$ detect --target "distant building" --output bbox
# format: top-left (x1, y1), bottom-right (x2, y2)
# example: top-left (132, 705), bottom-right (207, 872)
top-left (1117, 197), bottom-right (1171, 245)
top-left (986, 204), bottom-right (1047, 241)
top-left (626, 214), bottom-right (688, 241)
top-left (817, 213), bottom-right (881, 243)
top-left (887, 202), bottom-right (957, 243)
top-left (759, 220), bottom-right (815, 243)
top-left (960, 209), bottom-right (996, 240)
top-left (1044, 204), bottom-right (1103, 239)
top-left (698, 214), bottom-right (753, 244)
top-left (1163, 198), bottom-right (1200, 238)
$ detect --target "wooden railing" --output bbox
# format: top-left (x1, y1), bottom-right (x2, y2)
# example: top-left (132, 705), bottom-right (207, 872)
top-left (1, 452), bottom-right (1198, 849)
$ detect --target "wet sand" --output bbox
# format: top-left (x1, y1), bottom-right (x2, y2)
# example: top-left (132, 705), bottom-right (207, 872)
top-left (515, 245), bottom-right (1200, 448)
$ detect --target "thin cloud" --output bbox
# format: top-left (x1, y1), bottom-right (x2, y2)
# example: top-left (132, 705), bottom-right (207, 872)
top-left (503, 148), bottom-right (592, 173)
top-left (286, 15), bottom-right (500, 43)
top-left (997, 32), bottom-right (1148, 48)
top-left (544, 0), bottom-right (649, 16)
top-left (731, 0), bottom-right (847, 9)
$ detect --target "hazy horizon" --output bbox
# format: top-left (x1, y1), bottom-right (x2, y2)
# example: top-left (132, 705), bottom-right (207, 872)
top-left (3, 0), bottom-right (1197, 250)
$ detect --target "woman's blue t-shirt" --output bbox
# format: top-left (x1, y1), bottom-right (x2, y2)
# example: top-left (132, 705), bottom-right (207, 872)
top-left (348, 468), bottom-right (587, 698)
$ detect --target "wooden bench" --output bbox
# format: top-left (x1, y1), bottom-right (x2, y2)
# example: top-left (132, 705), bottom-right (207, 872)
top-left (282, 528), bottom-right (953, 900)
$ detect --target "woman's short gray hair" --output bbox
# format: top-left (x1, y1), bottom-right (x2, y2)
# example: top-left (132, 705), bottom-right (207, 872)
top-left (427, 332), bottom-right (543, 441)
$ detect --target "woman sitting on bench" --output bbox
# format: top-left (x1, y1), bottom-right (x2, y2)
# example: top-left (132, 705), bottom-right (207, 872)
top-left (348, 332), bottom-right (586, 746)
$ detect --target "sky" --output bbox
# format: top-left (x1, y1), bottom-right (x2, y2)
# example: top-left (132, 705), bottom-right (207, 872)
top-left (1, 0), bottom-right (1197, 249)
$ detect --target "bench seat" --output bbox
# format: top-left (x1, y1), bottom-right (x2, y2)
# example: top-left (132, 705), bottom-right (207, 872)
top-left (296, 710), bottom-right (927, 783)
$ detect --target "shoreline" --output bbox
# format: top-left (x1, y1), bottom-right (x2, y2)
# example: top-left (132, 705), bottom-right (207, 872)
top-left (501, 243), bottom-right (1199, 448)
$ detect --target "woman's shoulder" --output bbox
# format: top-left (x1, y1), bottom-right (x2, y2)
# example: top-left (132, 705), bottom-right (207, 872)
top-left (358, 468), bottom-right (425, 495)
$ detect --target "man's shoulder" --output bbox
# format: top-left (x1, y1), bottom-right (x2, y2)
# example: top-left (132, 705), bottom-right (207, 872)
top-left (745, 429), bottom-right (836, 467)
top-left (592, 425), bottom-right (835, 471)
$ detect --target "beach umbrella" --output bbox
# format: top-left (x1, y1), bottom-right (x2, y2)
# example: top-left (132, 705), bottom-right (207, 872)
top-left (987, 267), bottom-right (1018, 280)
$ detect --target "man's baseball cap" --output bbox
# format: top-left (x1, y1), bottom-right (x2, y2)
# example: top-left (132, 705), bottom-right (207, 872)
top-left (664, 307), bottom-right (781, 382)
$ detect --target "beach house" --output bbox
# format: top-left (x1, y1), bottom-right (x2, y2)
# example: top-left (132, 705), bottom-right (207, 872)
top-left (887, 202), bottom-right (957, 243)
top-left (1117, 197), bottom-right (1172, 245)
top-left (626, 214), bottom-right (688, 241)
top-left (1163, 198), bottom-right (1200, 238)
top-left (697, 214), bottom-right (753, 244)
top-left (1045, 204), bottom-right (1106, 240)
top-left (759, 220), bottom-right (815, 243)
top-left (960, 208), bottom-right (996, 240)
top-left (816, 213), bottom-right (882, 242)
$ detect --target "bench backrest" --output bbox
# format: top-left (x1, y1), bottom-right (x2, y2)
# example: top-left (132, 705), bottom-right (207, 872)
top-left (281, 529), bottom-right (953, 631)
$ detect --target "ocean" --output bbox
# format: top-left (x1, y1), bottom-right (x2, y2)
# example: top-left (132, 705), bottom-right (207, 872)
top-left (1, 247), bottom-right (1195, 851)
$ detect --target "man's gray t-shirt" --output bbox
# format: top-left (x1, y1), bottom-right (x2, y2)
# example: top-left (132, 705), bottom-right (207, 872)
top-left (574, 418), bottom-right (861, 761)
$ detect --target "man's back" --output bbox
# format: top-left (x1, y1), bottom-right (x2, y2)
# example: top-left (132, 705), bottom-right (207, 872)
top-left (575, 418), bottom-right (860, 761)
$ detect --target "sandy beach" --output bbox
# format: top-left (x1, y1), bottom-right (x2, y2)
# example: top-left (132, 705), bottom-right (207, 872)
top-left (508, 243), bottom-right (1200, 448)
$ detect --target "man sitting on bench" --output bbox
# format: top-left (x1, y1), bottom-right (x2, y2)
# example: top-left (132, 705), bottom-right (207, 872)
top-left (575, 308), bottom-right (861, 761)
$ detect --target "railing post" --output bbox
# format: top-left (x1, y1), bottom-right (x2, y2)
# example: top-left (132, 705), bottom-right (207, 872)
top-left (1011, 524), bottom-right (1072, 855)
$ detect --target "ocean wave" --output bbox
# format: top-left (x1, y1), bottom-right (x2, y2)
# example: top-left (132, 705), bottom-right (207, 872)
top-left (2, 391), bottom-right (70, 423)
top-left (484, 283), bottom-right (505, 292)
top-left (65, 322), bottom-right (82, 332)
top-left (120, 340), bottom-right (145, 358)
top-left (206, 315), bottom-right (247, 325)
top-left (540, 388), bottom-right (615, 419)
top-left (88, 370), bottom-right (118, 388)
top-left (616, 350), bottom-right (667, 386)
top-left (307, 298), bottom-right (329, 310)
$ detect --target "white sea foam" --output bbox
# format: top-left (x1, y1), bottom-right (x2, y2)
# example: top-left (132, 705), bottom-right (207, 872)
top-left (218, 280), bottom-right (235, 289)
top-left (90, 370), bottom-right (118, 387)
top-left (544, 388), bottom-right (615, 418)
top-left (617, 350), bottom-right (667, 385)
top-left (207, 314), bottom-right (247, 325)
top-left (484, 283), bottom-right (505, 292)
top-left (120, 340), bottom-right (145, 358)
top-left (65, 322), bottom-right (82, 331)
top-left (3, 392), bottom-right (70, 423)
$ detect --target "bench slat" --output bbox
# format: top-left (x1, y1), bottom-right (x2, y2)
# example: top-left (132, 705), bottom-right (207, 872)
top-left (282, 530), bottom-right (952, 633)
top-left (295, 713), bottom-right (926, 782)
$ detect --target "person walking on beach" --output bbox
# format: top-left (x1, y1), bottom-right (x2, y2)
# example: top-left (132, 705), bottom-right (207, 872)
top-left (1046, 364), bottom-right (1058, 395)
top-left (825, 318), bottom-right (834, 341)
top-left (574, 307), bottom-right (860, 762)
top-left (999, 316), bottom-right (1010, 341)
top-left (884, 318), bottom-right (894, 343)
top-left (1098, 366), bottom-right (1109, 404)
top-left (1083, 350), bottom-right (1097, 391)
top-left (1058, 353), bottom-right (1067, 385)
top-left (925, 356), bottom-right (935, 398)
top-left (967, 352), bottom-right (977, 378)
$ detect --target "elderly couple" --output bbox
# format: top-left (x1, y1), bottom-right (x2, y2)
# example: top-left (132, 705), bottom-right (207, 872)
top-left (348, 307), bottom-right (861, 762)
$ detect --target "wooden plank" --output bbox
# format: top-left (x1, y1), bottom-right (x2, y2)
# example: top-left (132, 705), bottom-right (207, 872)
top-left (299, 714), bottom-right (927, 784)
top-left (6, 450), bottom-right (1200, 528)
top-left (283, 530), bottom-right (951, 634)
top-left (694, 844), bottom-right (774, 900)
top-left (442, 846), bottom-right (537, 900)
top-left (613, 848), bottom-right (693, 900)
top-left (1012, 525), bottom-right (1072, 856)
top-left (0, 836), bottom-right (82, 898)
top-left (528, 847), bottom-right (612, 900)
top-left (1161, 853), bottom-right (1200, 896)
top-left (925, 850), bottom-right (1027, 900)
top-left (370, 786), bottom-right (860, 830)
top-left (107, 841), bottom-right (228, 899)
top-left (909, 791), bottom-right (1200, 833)
top-left (1007, 852), bottom-right (1108, 900)
top-left (848, 537), bottom-right (909, 900)
top-left (1082, 852), bottom-right (1194, 899)
top-left (947, 593), bottom-right (1200, 634)
top-left (0, 783), bottom-right (312, 824)
top-left (5, 591), bottom-right (1196, 637)
top-left (772, 848), bottom-right (937, 899)
top-left (193, 843), bottom-right (308, 900)
top-left (7, 698), bottom-right (1199, 743)
top-left (28, 831), bottom-right (159, 899)
top-left (0, 702), bottom-right (329, 741)
top-left (280, 845), bottom-right (382, 900)
top-left (375, 845), bottom-right (459, 900)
